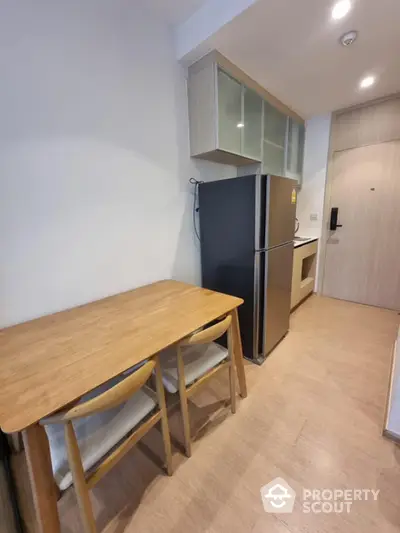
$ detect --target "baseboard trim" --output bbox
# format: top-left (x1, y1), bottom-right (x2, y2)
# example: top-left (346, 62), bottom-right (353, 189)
top-left (290, 292), bottom-right (315, 313)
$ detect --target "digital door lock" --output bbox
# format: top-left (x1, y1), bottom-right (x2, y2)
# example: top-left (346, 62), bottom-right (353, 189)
top-left (330, 207), bottom-right (343, 231)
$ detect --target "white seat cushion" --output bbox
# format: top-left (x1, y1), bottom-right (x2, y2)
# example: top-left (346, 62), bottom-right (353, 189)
top-left (44, 375), bottom-right (157, 491)
top-left (160, 342), bottom-right (229, 394)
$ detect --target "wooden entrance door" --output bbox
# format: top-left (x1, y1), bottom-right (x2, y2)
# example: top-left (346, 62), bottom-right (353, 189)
top-left (322, 140), bottom-right (400, 310)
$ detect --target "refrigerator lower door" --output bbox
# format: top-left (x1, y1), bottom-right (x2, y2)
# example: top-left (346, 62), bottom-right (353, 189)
top-left (263, 242), bottom-right (294, 355)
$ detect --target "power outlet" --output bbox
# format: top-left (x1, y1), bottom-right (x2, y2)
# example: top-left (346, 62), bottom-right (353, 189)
top-left (310, 213), bottom-right (318, 221)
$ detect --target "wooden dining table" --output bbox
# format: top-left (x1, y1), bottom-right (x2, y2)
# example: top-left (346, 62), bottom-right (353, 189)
top-left (0, 279), bottom-right (247, 533)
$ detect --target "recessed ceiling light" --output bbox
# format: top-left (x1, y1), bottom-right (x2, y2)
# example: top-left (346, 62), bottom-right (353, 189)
top-left (359, 76), bottom-right (376, 89)
top-left (237, 123), bottom-right (244, 128)
top-left (332, 0), bottom-right (351, 20)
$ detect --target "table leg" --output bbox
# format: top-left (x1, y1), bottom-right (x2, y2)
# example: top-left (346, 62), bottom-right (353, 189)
top-left (231, 308), bottom-right (248, 398)
top-left (22, 424), bottom-right (61, 533)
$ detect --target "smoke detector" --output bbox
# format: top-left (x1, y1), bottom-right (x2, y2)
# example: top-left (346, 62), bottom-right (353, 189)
top-left (340, 30), bottom-right (358, 46)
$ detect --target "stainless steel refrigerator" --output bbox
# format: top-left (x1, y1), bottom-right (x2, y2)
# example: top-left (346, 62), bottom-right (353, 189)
top-left (198, 174), bottom-right (296, 364)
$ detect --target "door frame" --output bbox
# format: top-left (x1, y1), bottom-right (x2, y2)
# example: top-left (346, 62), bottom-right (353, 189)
top-left (317, 118), bottom-right (336, 296)
top-left (317, 94), bottom-right (400, 296)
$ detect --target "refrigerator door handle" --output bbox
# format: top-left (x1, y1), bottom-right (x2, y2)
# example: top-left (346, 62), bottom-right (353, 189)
top-left (256, 241), bottom-right (293, 253)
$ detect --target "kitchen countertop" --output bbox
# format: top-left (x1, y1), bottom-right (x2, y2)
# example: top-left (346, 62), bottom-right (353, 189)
top-left (293, 237), bottom-right (319, 248)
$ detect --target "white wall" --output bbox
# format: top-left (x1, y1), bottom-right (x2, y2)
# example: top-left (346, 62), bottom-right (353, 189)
top-left (0, 0), bottom-right (235, 327)
top-left (296, 113), bottom-right (332, 289)
top-left (296, 113), bottom-right (332, 237)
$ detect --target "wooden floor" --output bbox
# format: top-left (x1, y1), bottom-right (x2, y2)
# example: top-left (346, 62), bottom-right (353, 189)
top-left (14, 295), bottom-right (400, 533)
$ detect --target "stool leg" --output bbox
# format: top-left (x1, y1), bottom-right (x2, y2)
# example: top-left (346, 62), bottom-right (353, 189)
top-left (65, 423), bottom-right (97, 533)
top-left (228, 323), bottom-right (237, 414)
top-left (176, 347), bottom-right (192, 457)
top-left (232, 309), bottom-right (247, 398)
top-left (23, 424), bottom-right (61, 533)
top-left (154, 356), bottom-right (173, 475)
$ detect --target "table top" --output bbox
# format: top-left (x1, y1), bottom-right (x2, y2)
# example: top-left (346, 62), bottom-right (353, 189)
top-left (0, 280), bottom-right (243, 433)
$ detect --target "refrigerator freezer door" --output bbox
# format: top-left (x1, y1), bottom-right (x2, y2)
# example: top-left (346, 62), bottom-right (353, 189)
top-left (266, 175), bottom-right (297, 248)
top-left (263, 242), bottom-right (294, 355)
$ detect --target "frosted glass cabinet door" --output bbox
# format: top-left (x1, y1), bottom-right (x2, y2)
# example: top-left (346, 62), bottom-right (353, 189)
top-left (243, 87), bottom-right (262, 160)
top-left (263, 141), bottom-right (285, 176)
top-left (217, 69), bottom-right (242, 154)
top-left (264, 101), bottom-right (287, 147)
top-left (296, 122), bottom-right (305, 175)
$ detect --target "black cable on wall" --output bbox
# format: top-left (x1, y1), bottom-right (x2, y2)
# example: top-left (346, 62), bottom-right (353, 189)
top-left (189, 178), bottom-right (203, 241)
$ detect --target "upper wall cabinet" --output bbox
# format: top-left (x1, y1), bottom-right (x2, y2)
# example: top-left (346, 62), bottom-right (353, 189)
top-left (188, 62), bottom-right (262, 165)
top-left (188, 50), bottom-right (304, 171)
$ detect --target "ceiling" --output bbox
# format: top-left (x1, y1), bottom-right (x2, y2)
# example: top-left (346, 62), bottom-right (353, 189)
top-left (208, 0), bottom-right (400, 116)
top-left (144, 0), bottom-right (205, 25)
top-left (146, 0), bottom-right (400, 117)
